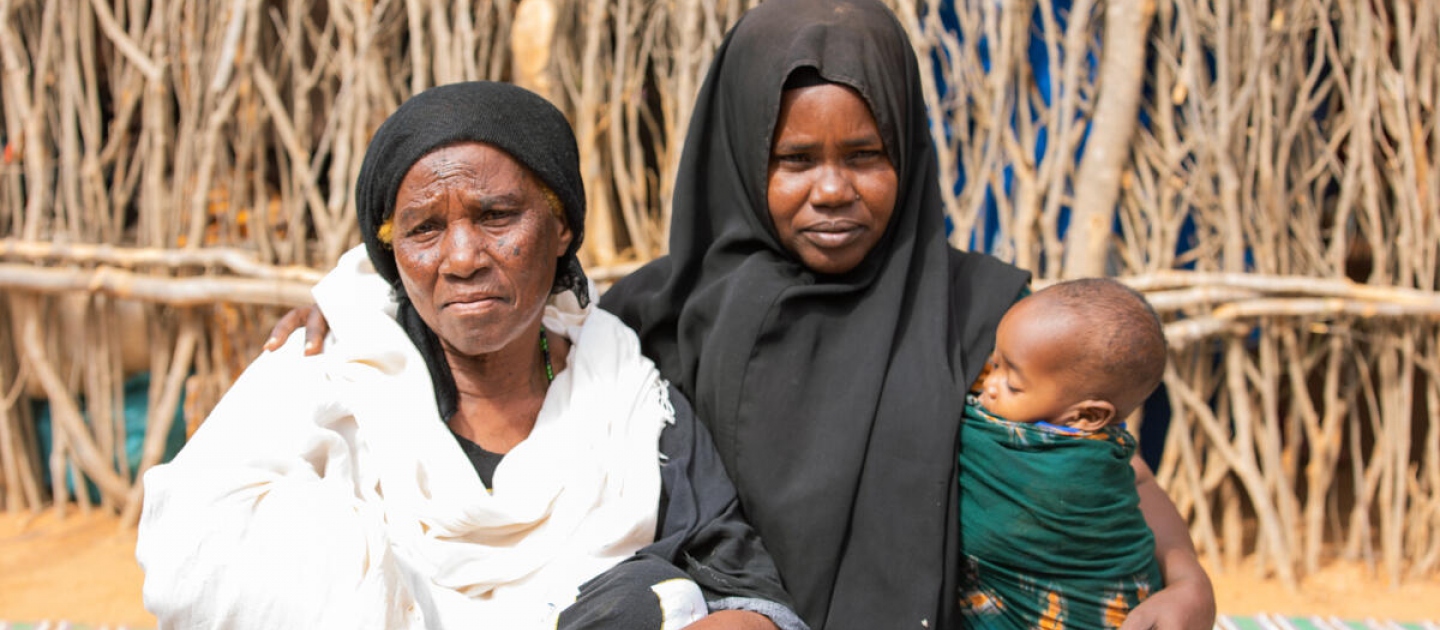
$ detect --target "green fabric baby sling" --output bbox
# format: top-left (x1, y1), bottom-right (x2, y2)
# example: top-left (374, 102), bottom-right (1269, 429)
top-left (958, 395), bottom-right (1163, 629)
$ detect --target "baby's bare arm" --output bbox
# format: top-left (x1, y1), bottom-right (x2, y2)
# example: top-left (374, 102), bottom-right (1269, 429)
top-left (1124, 454), bottom-right (1216, 630)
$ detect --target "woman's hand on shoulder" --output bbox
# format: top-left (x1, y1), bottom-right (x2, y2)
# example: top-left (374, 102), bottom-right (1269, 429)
top-left (263, 304), bottom-right (330, 355)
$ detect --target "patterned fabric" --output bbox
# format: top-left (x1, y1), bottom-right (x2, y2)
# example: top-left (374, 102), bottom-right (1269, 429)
top-left (959, 395), bottom-right (1163, 629)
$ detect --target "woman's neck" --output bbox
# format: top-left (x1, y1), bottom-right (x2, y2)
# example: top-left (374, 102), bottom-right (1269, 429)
top-left (444, 323), bottom-right (571, 454)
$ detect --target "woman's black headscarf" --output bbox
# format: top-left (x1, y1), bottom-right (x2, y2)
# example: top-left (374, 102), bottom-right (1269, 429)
top-left (356, 81), bottom-right (587, 421)
top-left (600, 0), bottom-right (1028, 627)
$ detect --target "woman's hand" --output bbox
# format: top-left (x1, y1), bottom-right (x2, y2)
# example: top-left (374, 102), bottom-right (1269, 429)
top-left (1125, 455), bottom-right (1216, 630)
top-left (684, 611), bottom-right (780, 630)
top-left (263, 304), bottom-right (330, 355)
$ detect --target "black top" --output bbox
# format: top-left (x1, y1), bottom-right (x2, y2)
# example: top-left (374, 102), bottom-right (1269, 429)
top-left (452, 433), bottom-right (506, 489)
top-left (599, 0), bottom-right (1029, 627)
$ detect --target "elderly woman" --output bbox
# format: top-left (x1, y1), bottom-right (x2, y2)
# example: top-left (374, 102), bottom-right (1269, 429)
top-left (138, 81), bottom-right (801, 630)
top-left (268, 1), bottom-right (1216, 628)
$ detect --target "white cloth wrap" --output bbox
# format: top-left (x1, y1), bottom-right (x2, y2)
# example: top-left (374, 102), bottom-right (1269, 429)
top-left (138, 246), bottom-right (670, 629)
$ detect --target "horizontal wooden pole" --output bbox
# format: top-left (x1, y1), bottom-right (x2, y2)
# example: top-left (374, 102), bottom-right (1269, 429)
top-left (0, 263), bottom-right (316, 307)
top-left (0, 239), bottom-right (325, 283)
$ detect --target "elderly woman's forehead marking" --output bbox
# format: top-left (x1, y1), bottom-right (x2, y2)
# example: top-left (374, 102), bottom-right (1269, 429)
top-left (397, 146), bottom-right (538, 202)
top-left (419, 150), bottom-right (470, 177)
top-left (413, 143), bottom-right (522, 178)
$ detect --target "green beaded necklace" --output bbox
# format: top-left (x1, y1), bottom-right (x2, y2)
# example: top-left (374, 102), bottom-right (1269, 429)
top-left (539, 325), bottom-right (555, 382)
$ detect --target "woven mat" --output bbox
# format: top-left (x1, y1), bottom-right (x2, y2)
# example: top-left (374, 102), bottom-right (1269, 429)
top-left (1219, 615), bottom-right (1440, 630)
top-left (5, 617), bottom-right (1438, 629)
top-left (0, 624), bottom-right (143, 630)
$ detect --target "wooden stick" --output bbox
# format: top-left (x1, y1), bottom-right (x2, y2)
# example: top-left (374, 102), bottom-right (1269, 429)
top-left (14, 295), bottom-right (130, 506)
top-left (0, 238), bottom-right (324, 283)
top-left (85, 0), bottom-right (163, 81)
top-left (0, 264), bottom-right (316, 307)
top-left (1063, 0), bottom-right (1148, 278)
top-left (121, 310), bottom-right (200, 526)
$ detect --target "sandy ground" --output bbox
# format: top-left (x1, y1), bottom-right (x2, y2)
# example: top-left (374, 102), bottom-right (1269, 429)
top-left (1, 509), bottom-right (154, 627)
top-left (2, 509), bottom-right (1438, 627)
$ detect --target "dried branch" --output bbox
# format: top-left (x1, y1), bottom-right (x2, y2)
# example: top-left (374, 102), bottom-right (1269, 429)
top-left (0, 264), bottom-right (315, 307)
top-left (1063, 0), bottom-right (1154, 277)
top-left (0, 238), bottom-right (324, 283)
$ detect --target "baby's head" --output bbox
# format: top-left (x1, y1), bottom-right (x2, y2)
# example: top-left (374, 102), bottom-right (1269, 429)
top-left (978, 278), bottom-right (1166, 432)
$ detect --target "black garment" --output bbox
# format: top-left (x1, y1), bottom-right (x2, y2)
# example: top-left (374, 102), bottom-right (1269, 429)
top-left (452, 432), bottom-right (505, 488)
top-left (558, 556), bottom-right (692, 630)
top-left (640, 386), bottom-right (791, 610)
top-left (599, 0), bottom-right (1029, 627)
top-left (353, 81), bottom-right (590, 422)
top-left (455, 385), bottom-right (798, 628)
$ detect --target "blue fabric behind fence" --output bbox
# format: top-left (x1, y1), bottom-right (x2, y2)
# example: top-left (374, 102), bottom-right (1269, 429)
top-left (33, 373), bottom-right (187, 502)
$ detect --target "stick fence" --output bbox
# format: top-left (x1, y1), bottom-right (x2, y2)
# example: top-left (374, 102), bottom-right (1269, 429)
top-left (1, 0), bottom-right (1435, 587)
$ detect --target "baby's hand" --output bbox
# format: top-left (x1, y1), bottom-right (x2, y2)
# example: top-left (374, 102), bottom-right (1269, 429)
top-left (1119, 573), bottom-right (1216, 630)
top-left (264, 305), bottom-right (329, 355)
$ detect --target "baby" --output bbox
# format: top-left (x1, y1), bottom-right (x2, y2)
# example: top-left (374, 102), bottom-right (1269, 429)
top-left (958, 278), bottom-right (1167, 630)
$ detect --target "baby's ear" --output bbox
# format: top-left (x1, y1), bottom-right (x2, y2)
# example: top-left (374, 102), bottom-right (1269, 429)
top-left (1068, 400), bottom-right (1116, 433)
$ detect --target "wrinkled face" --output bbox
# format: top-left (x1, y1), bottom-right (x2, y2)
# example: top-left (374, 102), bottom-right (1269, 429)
top-left (767, 83), bottom-right (898, 276)
top-left (978, 300), bottom-right (1085, 424)
top-left (391, 142), bottom-right (572, 359)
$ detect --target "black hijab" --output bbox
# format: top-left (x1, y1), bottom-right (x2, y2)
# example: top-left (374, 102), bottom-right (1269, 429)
top-left (601, 0), bottom-right (1028, 627)
top-left (355, 81), bottom-right (588, 421)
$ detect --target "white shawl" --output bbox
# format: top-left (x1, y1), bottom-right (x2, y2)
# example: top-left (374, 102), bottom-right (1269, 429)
top-left (138, 247), bottom-right (670, 629)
